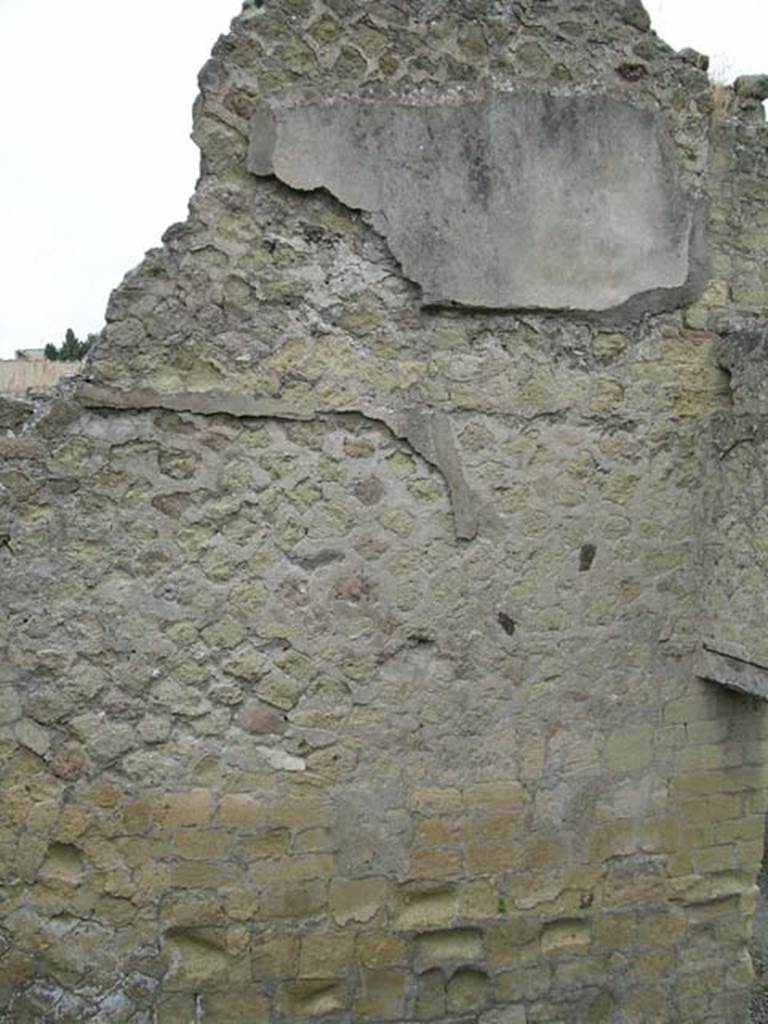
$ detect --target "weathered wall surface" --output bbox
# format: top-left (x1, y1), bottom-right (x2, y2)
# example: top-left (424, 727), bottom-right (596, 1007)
top-left (2, 2), bottom-right (768, 1023)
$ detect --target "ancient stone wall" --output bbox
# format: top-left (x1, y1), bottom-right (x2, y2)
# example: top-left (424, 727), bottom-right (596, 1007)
top-left (2, 2), bottom-right (768, 1022)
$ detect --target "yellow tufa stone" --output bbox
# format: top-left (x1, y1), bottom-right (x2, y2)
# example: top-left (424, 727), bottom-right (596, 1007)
top-left (330, 877), bottom-right (388, 926)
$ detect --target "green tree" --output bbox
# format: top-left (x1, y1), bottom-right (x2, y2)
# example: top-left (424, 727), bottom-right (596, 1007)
top-left (59, 328), bottom-right (80, 360)
top-left (44, 328), bottom-right (94, 362)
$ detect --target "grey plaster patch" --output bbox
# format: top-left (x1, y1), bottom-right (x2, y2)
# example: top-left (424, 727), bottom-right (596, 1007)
top-left (248, 92), bottom-right (705, 318)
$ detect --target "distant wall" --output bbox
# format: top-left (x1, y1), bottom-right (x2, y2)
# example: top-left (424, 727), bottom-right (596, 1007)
top-left (0, 359), bottom-right (81, 397)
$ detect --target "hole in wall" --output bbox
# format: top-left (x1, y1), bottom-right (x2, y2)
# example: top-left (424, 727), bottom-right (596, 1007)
top-left (497, 612), bottom-right (516, 636)
top-left (716, 363), bottom-right (735, 407)
top-left (580, 543), bottom-right (597, 572)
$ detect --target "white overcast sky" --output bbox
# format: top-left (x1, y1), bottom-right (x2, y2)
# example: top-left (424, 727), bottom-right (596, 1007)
top-left (0, 0), bottom-right (766, 359)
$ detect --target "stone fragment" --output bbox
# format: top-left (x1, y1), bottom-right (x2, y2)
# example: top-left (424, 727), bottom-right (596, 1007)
top-left (202, 617), bottom-right (248, 649)
top-left (356, 932), bottom-right (409, 969)
top-left (480, 1008), bottom-right (527, 1024)
top-left (394, 883), bottom-right (457, 929)
top-left (39, 842), bottom-right (83, 885)
top-left (620, 0), bottom-right (651, 31)
top-left (220, 794), bottom-right (269, 829)
top-left (200, 988), bottom-right (269, 1024)
top-left (82, 720), bottom-right (136, 762)
top-left (252, 931), bottom-right (298, 979)
top-left (159, 789), bottom-right (212, 829)
top-left (156, 994), bottom-right (196, 1023)
top-left (486, 920), bottom-right (542, 967)
top-left (586, 991), bottom-right (616, 1023)
top-left (354, 476), bottom-right (386, 506)
top-left (152, 679), bottom-right (212, 717)
top-left (275, 979), bottom-right (346, 1018)
top-left (541, 918), bottom-right (591, 954)
top-left (174, 830), bottom-right (229, 861)
top-left (137, 715), bottom-right (172, 744)
top-left (409, 844), bottom-right (462, 878)
top-left (254, 853), bottom-right (334, 883)
top-left (678, 48), bottom-right (709, 71)
top-left (605, 725), bottom-right (653, 772)
top-left (0, 685), bottom-right (22, 725)
top-left (255, 746), bottom-right (306, 772)
top-left (261, 881), bottom-right (327, 920)
top-left (255, 671), bottom-right (304, 711)
top-left (50, 741), bottom-right (87, 780)
top-left (170, 862), bottom-right (240, 890)
top-left (223, 648), bottom-right (269, 683)
top-left (446, 969), bottom-right (491, 1014)
top-left (14, 718), bottom-right (50, 756)
top-left (497, 965), bottom-right (553, 1002)
top-left (238, 699), bottom-right (288, 735)
top-left (616, 62), bottom-right (647, 82)
top-left (234, 830), bottom-right (291, 861)
top-left (734, 75), bottom-right (768, 101)
top-left (300, 931), bottom-right (355, 977)
top-left (162, 927), bottom-right (232, 987)
top-left (414, 928), bottom-right (484, 967)
top-left (636, 911), bottom-right (687, 946)
top-left (209, 681), bottom-right (245, 706)
top-left (330, 877), bottom-right (388, 925)
top-left (592, 332), bottom-right (628, 362)
top-left (416, 969), bottom-right (446, 1020)
top-left (0, 397), bottom-right (33, 433)
top-left (355, 968), bottom-right (408, 1020)
top-left (459, 879), bottom-right (500, 919)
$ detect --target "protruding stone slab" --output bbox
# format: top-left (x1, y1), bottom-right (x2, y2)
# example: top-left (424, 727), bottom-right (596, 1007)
top-left (249, 92), bottom-right (704, 318)
top-left (699, 642), bottom-right (768, 700)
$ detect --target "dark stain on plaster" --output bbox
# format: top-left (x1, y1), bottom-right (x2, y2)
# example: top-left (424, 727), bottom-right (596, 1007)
top-left (407, 634), bottom-right (434, 647)
top-left (497, 612), bottom-right (516, 636)
top-left (579, 544), bottom-right (597, 571)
